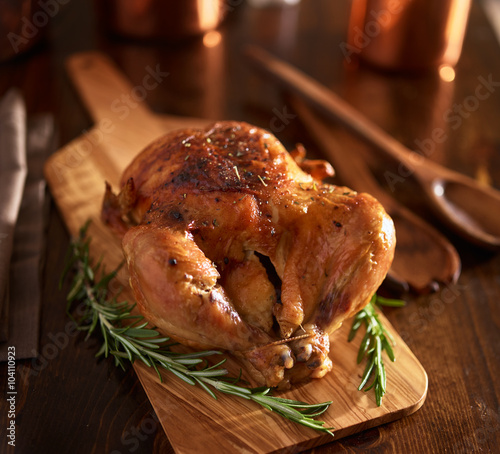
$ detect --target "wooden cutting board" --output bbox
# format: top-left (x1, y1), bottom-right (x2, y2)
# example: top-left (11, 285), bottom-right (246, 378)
top-left (44, 52), bottom-right (428, 453)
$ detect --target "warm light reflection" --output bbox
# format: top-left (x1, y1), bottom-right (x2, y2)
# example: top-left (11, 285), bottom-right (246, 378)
top-left (476, 163), bottom-right (492, 186)
top-left (439, 64), bottom-right (456, 82)
top-left (434, 182), bottom-right (445, 197)
top-left (203, 30), bottom-right (222, 47)
top-left (198, 0), bottom-right (220, 29)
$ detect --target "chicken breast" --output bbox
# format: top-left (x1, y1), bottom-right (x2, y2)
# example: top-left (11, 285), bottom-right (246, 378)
top-left (102, 121), bottom-right (395, 388)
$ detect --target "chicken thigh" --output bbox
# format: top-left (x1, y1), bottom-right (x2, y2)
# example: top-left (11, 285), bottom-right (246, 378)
top-left (102, 121), bottom-right (395, 388)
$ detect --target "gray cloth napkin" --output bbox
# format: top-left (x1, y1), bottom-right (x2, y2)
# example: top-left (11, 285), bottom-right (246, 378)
top-left (0, 89), bottom-right (54, 361)
top-left (0, 89), bottom-right (27, 342)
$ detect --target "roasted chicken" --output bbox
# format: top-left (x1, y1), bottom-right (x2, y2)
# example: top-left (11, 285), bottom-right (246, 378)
top-left (102, 121), bottom-right (395, 388)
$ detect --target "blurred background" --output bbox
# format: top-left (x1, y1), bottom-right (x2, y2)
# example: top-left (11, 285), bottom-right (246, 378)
top-left (1, 1), bottom-right (500, 453)
top-left (1, 0), bottom-right (499, 176)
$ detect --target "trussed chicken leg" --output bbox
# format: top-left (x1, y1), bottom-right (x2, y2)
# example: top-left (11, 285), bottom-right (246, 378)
top-left (102, 121), bottom-right (395, 388)
top-left (123, 223), bottom-right (294, 386)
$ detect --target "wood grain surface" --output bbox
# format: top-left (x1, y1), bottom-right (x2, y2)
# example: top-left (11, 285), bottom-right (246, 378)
top-left (1, 1), bottom-right (499, 453)
top-left (43, 51), bottom-right (427, 453)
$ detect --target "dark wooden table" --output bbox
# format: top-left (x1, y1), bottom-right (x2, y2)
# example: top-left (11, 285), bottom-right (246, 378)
top-left (1, 1), bottom-right (499, 453)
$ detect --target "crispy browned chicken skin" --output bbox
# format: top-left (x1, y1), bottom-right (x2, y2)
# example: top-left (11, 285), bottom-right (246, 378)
top-left (102, 121), bottom-right (395, 388)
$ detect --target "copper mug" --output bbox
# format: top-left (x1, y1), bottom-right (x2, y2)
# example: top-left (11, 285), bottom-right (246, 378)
top-left (100, 0), bottom-right (227, 41)
top-left (345, 0), bottom-right (472, 71)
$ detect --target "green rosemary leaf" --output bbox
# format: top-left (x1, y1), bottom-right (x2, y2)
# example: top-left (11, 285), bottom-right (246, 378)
top-left (194, 377), bottom-right (218, 399)
top-left (200, 359), bottom-right (227, 372)
top-left (349, 294), bottom-right (404, 406)
top-left (122, 336), bottom-right (145, 356)
top-left (85, 311), bottom-right (99, 341)
top-left (114, 355), bottom-right (127, 371)
top-left (347, 317), bottom-right (363, 341)
top-left (130, 338), bottom-right (169, 351)
top-left (84, 265), bottom-right (94, 282)
top-left (95, 265), bottom-right (123, 290)
top-left (290, 401), bottom-right (332, 413)
top-left (129, 320), bottom-right (150, 329)
top-left (150, 356), bottom-right (163, 382)
top-left (169, 368), bottom-right (197, 386)
top-left (361, 376), bottom-right (376, 394)
top-left (382, 326), bottom-right (396, 346)
top-left (124, 328), bottom-right (163, 338)
top-left (95, 342), bottom-right (106, 358)
top-left (252, 395), bottom-right (306, 420)
top-left (293, 418), bottom-right (333, 432)
top-left (256, 400), bottom-right (273, 412)
top-left (145, 350), bottom-right (180, 364)
top-left (380, 359), bottom-right (387, 393)
top-left (375, 295), bottom-right (406, 307)
top-left (139, 337), bottom-right (170, 344)
top-left (358, 356), bottom-right (376, 391)
top-left (266, 396), bottom-right (313, 405)
top-left (67, 275), bottom-right (84, 302)
top-left (210, 381), bottom-right (253, 396)
top-left (247, 386), bottom-right (269, 395)
top-left (136, 353), bottom-right (153, 367)
top-left (170, 358), bottom-right (204, 366)
top-left (188, 369), bottom-right (228, 378)
top-left (376, 339), bottom-right (384, 385)
top-left (298, 407), bottom-right (331, 418)
top-left (382, 337), bottom-right (395, 362)
top-left (356, 329), bottom-right (372, 364)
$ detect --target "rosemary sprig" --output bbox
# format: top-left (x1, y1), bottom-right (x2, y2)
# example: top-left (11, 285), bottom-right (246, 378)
top-left (61, 221), bottom-right (334, 436)
top-left (348, 294), bottom-right (405, 406)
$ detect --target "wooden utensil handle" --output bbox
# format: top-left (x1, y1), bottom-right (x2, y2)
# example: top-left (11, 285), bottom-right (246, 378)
top-left (246, 46), bottom-right (422, 170)
top-left (66, 51), bottom-right (154, 125)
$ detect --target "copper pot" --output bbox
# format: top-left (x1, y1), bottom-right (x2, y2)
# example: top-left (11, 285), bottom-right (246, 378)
top-left (101, 0), bottom-right (227, 41)
top-left (346, 0), bottom-right (472, 71)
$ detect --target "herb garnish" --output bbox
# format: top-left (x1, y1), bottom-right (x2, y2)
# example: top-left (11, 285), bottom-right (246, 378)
top-left (348, 294), bottom-right (405, 406)
top-left (61, 221), bottom-right (334, 436)
top-left (233, 165), bottom-right (241, 181)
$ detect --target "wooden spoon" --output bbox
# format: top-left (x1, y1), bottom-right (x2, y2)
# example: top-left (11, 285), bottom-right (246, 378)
top-left (291, 96), bottom-right (461, 293)
top-left (246, 45), bottom-right (500, 249)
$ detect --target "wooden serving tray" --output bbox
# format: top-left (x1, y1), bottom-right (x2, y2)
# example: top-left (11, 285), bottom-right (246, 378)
top-left (44, 52), bottom-right (428, 453)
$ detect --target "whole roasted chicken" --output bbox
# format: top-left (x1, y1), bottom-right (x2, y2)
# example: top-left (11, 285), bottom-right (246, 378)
top-left (102, 121), bottom-right (395, 388)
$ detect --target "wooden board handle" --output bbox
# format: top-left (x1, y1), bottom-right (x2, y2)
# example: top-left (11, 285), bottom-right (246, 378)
top-left (66, 51), bottom-right (154, 124)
